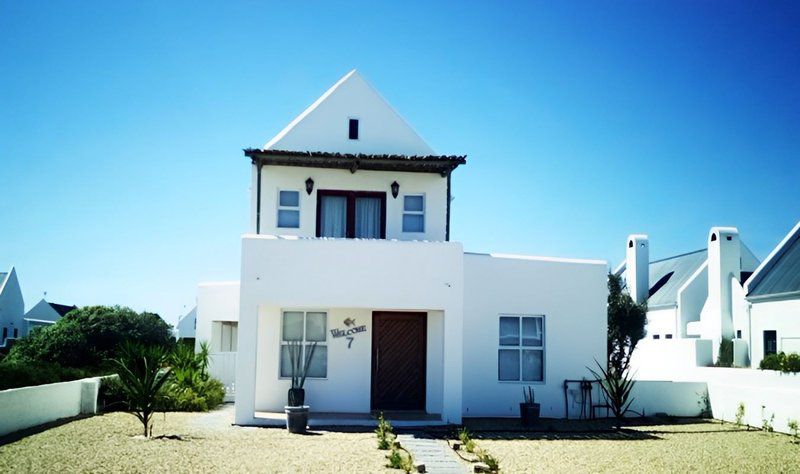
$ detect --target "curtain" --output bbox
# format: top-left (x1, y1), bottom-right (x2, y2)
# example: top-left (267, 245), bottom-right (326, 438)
top-left (355, 197), bottom-right (381, 238)
top-left (320, 195), bottom-right (347, 237)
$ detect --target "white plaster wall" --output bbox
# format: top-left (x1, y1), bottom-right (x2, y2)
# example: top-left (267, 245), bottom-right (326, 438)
top-left (461, 253), bottom-right (607, 418)
top-left (237, 236), bottom-right (463, 425)
top-left (677, 262), bottom-right (707, 338)
top-left (176, 307), bottom-right (196, 339)
top-left (630, 381), bottom-right (708, 417)
top-left (255, 165), bottom-right (448, 241)
top-left (0, 268), bottom-right (25, 342)
top-left (645, 307), bottom-right (678, 340)
top-left (635, 366), bottom-right (800, 434)
top-left (0, 377), bottom-right (100, 436)
top-left (264, 70), bottom-right (435, 156)
top-left (749, 298), bottom-right (800, 367)
top-left (195, 282), bottom-right (240, 352)
top-left (630, 338), bottom-right (713, 377)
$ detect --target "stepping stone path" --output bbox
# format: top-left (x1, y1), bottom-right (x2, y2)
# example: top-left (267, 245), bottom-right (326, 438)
top-left (396, 433), bottom-right (468, 473)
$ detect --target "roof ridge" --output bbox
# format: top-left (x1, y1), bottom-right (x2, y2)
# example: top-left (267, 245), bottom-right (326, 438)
top-left (650, 248), bottom-right (706, 264)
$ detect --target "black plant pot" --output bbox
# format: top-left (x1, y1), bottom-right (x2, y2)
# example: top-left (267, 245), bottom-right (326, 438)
top-left (285, 406), bottom-right (309, 433)
top-left (288, 388), bottom-right (305, 407)
top-left (520, 402), bottom-right (541, 426)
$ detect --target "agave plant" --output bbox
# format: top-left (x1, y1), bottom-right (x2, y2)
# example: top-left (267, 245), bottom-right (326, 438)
top-left (588, 359), bottom-right (636, 429)
top-left (286, 340), bottom-right (317, 406)
top-left (111, 343), bottom-right (172, 437)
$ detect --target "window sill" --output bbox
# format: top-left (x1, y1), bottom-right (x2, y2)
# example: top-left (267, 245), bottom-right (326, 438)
top-left (497, 380), bottom-right (546, 385)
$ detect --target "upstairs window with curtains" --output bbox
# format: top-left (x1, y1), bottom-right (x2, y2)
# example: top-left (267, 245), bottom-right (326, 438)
top-left (316, 190), bottom-right (386, 239)
top-left (498, 315), bottom-right (545, 382)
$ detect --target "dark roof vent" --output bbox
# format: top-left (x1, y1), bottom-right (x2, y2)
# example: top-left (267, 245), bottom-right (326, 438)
top-left (628, 240), bottom-right (633, 248)
top-left (649, 271), bottom-right (675, 298)
top-left (711, 233), bottom-right (717, 242)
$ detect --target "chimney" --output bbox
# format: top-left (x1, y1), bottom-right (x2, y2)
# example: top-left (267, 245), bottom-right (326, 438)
top-left (626, 234), bottom-right (649, 304)
top-left (703, 227), bottom-right (740, 347)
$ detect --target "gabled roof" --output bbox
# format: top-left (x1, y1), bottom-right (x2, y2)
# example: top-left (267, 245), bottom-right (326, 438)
top-left (0, 272), bottom-right (7, 289)
top-left (261, 70), bottom-right (436, 156)
top-left (747, 221), bottom-right (800, 299)
top-left (49, 303), bottom-right (77, 317)
top-left (616, 249), bottom-right (710, 308)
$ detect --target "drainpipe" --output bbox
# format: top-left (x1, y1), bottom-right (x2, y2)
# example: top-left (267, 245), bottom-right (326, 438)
top-left (255, 161), bottom-right (262, 234)
top-left (445, 171), bottom-right (451, 241)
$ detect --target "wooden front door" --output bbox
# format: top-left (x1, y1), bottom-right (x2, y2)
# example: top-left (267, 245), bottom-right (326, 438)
top-left (371, 312), bottom-right (427, 410)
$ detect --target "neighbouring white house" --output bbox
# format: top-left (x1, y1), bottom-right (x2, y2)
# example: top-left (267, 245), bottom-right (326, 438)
top-left (0, 267), bottom-right (25, 346)
top-left (196, 69), bottom-right (608, 426)
top-left (195, 282), bottom-right (240, 397)
top-left (23, 298), bottom-right (76, 335)
top-left (744, 220), bottom-right (800, 367)
top-left (618, 228), bottom-right (762, 370)
top-left (175, 306), bottom-right (197, 343)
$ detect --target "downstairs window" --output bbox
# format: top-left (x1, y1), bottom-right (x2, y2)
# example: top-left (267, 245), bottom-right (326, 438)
top-left (280, 311), bottom-right (328, 378)
top-left (498, 315), bottom-right (544, 382)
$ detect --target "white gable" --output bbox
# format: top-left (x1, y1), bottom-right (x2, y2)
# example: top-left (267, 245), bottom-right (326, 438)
top-left (264, 70), bottom-right (435, 156)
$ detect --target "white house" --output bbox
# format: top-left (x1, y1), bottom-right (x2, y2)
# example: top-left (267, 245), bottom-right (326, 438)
top-left (176, 306), bottom-right (197, 342)
top-left (0, 267), bottom-right (25, 346)
top-left (23, 298), bottom-right (76, 335)
top-left (195, 282), bottom-right (240, 397)
top-left (619, 229), bottom-right (762, 370)
top-left (214, 70), bottom-right (608, 426)
top-left (745, 220), bottom-right (800, 367)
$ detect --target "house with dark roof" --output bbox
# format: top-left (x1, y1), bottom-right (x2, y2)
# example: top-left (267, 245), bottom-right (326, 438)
top-left (23, 298), bottom-right (76, 335)
top-left (744, 220), bottom-right (800, 366)
top-left (0, 267), bottom-right (25, 346)
top-left (617, 228), bottom-right (761, 366)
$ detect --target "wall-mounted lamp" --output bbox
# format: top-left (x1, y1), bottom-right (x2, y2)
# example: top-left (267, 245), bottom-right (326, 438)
top-left (305, 177), bottom-right (314, 195)
top-left (391, 181), bottom-right (400, 199)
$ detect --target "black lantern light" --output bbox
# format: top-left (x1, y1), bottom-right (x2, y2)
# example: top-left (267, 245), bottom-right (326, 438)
top-left (305, 177), bottom-right (314, 195)
top-left (390, 181), bottom-right (400, 199)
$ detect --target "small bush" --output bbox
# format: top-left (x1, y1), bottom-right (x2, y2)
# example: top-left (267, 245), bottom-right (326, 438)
top-left (761, 406), bottom-right (775, 433)
top-left (477, 451), bottom-right (500, 472)
top-left (735, 402), bottom-right (746, 428)
top-left (386, 448), bottom-right (404, 469)
top-left (458, 427), bottom-right (476, 453)
top-left (0, 360), bottom-right (93, 390)
top-left (715, 338), bottom-right (733, 367)
top-left (376, 412), bottom-right (393, 450)
top-left (759, 352), bottom-right (800, 373)
top-left (161, 378), bottom-right (224, 411)
top-left (788, 419), bottom-right (799, 442)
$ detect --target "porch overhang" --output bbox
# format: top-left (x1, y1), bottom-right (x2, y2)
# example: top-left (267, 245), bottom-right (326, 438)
top-left (244, 149), bottom-right (466, 177)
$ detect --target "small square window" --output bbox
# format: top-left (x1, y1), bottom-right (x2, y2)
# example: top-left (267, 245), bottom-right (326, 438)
top-left (665, 334), bottom-right (673, 339)
top-left (349, 119), bottom-right (359, 140)
top-left (653, 334), bottom-right (660, 340)
top-left (277, 190), bottom-right (300, 228)
top-left (402, 195), bottom-right (425, 233)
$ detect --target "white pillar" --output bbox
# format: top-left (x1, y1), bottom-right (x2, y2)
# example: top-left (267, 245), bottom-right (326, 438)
top-left (703, 227), bottom-right (741, 357)
top-left (626, 235), bottom-right (650, 304)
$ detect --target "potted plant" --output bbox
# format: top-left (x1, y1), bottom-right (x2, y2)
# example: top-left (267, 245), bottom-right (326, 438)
top-left (520, 386), bottom-right (540, 426)
top-left (285, 341), bottom-right (317, 433)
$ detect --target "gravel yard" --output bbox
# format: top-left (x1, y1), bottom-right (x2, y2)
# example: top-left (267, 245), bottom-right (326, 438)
top-left (0, 405), bottom-right (391, 473)
top-left (471, 420), bottom-right (800, 473)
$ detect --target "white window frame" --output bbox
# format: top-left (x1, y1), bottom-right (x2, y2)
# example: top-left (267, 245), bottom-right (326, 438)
top-left (497, 314), bottom-right (545, 383)
top-left (279, 310), bottom-right (328, 380)
top-left (277, 189), bottom-right (301, 229)
top-left (402, 193), bottom-right (425, 233)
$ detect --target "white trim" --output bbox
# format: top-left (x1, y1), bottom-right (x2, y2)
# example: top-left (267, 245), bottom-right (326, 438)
top-left (487, 253), bottom-right (607, 266)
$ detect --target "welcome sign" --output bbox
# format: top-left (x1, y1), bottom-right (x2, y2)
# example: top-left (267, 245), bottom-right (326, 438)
top-left (330, 318), bottom-right (367, 348)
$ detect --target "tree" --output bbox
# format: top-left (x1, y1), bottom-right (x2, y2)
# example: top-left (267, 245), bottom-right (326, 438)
top-left (111, 343), bottom-right (172, 437)
top-left (606, 273), bottom-right (647, 374)
top-left (590, 273), bottom-right (647, 428)
top-left (6, 306), bottom-right (175, 370)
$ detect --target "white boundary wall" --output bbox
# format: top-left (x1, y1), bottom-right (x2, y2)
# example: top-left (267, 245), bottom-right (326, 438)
top-left (0, 377), bottom-right (101, 436)
top-left (635, 367), bottom-right (800, 434)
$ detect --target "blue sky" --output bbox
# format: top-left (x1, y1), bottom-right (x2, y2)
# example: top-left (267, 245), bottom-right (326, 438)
top-left (1, 1), bottom-right (798, 326)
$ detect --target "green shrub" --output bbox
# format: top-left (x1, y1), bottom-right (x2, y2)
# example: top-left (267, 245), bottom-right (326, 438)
top-left (161, 378), bottom-right (224, 411)
top-left (386, 448), bottom-right (404, 469)
top-left (477, 451), bottom-right (500, 472)
top-left (0, 360), bottom-right (92, 390)
top-left (715, 338), bottom-right (733, 367)
top-left (761, 406), bottom-right (775, 433)
top-left (5, 306), bottom-right (174, 370)
top-left (759, 352), bottom-right (800, 373)
top-left (376, 412), bottom-right (394, 450)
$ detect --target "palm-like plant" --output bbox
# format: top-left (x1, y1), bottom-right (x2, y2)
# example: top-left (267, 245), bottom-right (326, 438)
top-left (286, 340), bottom-right (317, 406)
top-left (111, 343), bottom-right (172, 437)
top-left (588, 359), bottom-right (636, 429)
